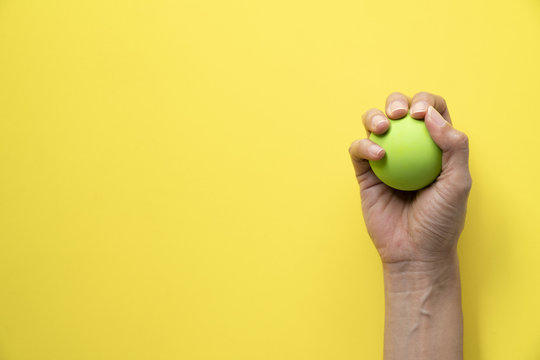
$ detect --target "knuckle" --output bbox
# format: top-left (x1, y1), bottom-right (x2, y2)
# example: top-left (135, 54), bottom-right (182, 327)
top-left (349, 139), bottom-right (371, 160)
top-left (436, 95), bottom-right (448, 113)
top-left (358, 138), bottom-right (369, 147)
top-left (453, 131), bottom-right (469, 148)
top-left (348, 139), bottom-right (363, 154)
top-left (362, 108), bottom-right (378, 121)
top-left (466, 174), bottom-right (473, 190)
top-left (458, 173), bottom-right (473, 193)
top-left (439, 95), bottom-right (447, 107)
top-left (348, 141), bottom-right (357, 154)
top-left (414, 91), bottom-right (431, 99)
top-left (388, 91), bottom-right (406, 100)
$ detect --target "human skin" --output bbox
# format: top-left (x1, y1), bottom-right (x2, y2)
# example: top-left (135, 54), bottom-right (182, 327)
top-left (348, 92), bottom-right (472, 360)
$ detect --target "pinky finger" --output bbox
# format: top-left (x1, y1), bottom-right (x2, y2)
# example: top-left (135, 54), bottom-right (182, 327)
top-left (349, 139), bottom-right (386, 177)
top-left (349, 138), bottom-right (386, 161)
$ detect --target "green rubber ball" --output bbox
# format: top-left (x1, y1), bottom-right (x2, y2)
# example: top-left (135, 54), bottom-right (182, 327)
top-left (368, 113), bottom-right (442, 191)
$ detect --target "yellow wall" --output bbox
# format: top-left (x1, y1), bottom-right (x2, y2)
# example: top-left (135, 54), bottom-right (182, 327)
top-left (1, 0), bottom-right (539, 359)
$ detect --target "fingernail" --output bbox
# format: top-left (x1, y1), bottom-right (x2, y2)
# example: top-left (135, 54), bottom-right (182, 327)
top-left (388, 101), bottom-right (407, 117)
top-left (369, 143), bottom-right (385, 158)
top-left (372, 115), bottom-right (387, 131)
top-left (410, 101), bottom-right (428, 116)
top-left (427, 106), bottom-right (447, 127)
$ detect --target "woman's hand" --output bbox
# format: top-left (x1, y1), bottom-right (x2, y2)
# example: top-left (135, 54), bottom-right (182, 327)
top-left (349, 92), bottom-right (472, 265)
top-left (349, 92), bottom-right (470, 360)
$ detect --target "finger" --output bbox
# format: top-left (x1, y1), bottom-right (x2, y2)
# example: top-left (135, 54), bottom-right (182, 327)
top-left (349, 138), bottom-right (385, 177)
top-left (424, 106), bottom-right (471, 192)
top-left (410, 91), bottom-right (452, 123)
top-left (362, 108), bottom-right (390, 135)
top-left (385, 92), bottom-right (410, 119)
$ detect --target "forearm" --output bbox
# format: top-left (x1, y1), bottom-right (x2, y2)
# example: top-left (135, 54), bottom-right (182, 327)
top-left (382, 253), bottom-right (463, 360)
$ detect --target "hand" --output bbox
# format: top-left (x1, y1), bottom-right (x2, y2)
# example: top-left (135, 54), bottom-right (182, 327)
top-left (349, 92), bottom-right (472, 265)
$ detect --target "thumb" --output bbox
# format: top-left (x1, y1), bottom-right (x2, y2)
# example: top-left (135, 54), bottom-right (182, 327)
top-left (425, 106), bottom-right (472, 193)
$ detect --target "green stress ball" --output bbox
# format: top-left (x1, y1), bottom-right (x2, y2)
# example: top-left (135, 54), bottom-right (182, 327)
top-left (369, 113), bottom-right (442, 191)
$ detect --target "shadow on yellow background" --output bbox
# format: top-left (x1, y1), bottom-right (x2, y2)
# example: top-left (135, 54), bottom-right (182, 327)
top-left (0, 0), bottom-right (540, 359)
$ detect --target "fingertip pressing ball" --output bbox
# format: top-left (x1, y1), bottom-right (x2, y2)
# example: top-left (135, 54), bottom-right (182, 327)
top-left (368, 113), bottom-right (442, 191)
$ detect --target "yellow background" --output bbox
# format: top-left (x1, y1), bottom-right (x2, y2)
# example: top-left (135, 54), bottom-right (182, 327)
top-left (1, 0), bottom-right (539, 359)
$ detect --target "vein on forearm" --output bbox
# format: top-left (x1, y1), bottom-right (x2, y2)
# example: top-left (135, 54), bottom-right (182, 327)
top-left (383, 273), bottom-right (463, 360)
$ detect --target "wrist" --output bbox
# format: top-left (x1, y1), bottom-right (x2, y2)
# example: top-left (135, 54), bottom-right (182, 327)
top-left (382, 252), bottom-right (461, 294)
top-left (382, 253), bottom-right (463, 360)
